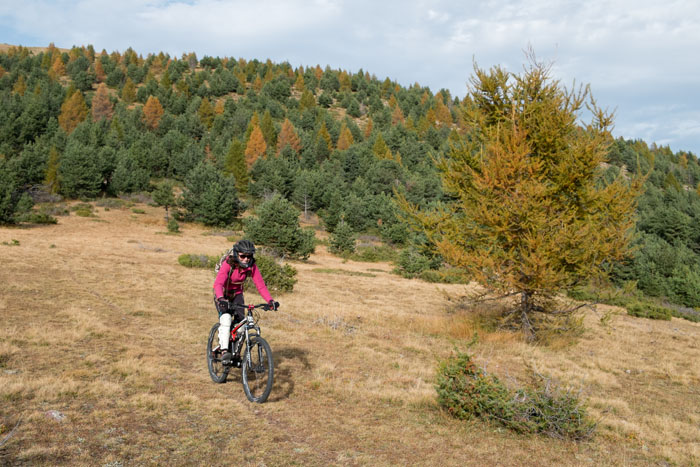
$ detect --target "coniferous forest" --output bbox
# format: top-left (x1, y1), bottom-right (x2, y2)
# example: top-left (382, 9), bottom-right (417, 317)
top-left (2, 44), bottom-right (700, 317)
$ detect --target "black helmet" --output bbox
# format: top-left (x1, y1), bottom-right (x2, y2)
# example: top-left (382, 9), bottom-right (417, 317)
top-left (232, 239), bottom-right (256, 267)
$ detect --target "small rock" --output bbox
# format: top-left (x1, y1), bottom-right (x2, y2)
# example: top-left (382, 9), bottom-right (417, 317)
top-left (3, 369), bottom-right (19, 375)
top-left (625, 369), bottom-right (631, 374)
top-left (46, 410), bottom-right (66, 422)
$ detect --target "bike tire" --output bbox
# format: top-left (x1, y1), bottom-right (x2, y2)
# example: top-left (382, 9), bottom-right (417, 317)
top-left (241, 336), bottom-right (274, 403)
top-left (207, 323), bottom-right (229, 383)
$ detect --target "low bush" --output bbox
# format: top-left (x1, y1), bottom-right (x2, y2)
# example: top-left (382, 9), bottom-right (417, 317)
top-left (167, 218), bottom-right (180, 233)
top-left (178, 254), bottom-right (218, 268)
top-left (436, 352), bottom-right (596, 440)
top-left (96, 198), bottom-right (130, 209)
top-left (71, 203), bottom-right (95, 217)
top-left (177, 252), bottom-right (297, 293)
top-left (625, 302), bottom-right (672, 320)
top-left (244, 254), bottom-right (297, 293)
top-left (348, 244), bottom-right (398, 263)
top-left (15, 211), bottom-right (58, 224)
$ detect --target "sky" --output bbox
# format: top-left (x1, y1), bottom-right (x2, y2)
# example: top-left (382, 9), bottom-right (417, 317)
top-left (1, 0), bottom-right (699, 155)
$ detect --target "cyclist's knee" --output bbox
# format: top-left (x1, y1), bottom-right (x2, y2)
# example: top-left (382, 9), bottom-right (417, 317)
top-left (220, 313), bottom-right (232, 327)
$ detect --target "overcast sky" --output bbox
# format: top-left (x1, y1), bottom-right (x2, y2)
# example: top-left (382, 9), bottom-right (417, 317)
top-left (2, 0), bottom-right (699, 154)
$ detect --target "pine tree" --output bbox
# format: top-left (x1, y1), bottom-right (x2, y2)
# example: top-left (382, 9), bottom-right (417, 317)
top-left (142, 95), bottom-right (164, 130)
top-left (181, 161), bottom-right (241, 227)
top-left (399, 55), bottom-right (645, 339)
top-left (245, 125), bottom-right (267, 167)
top-left (225, 138), bottom-right (249, 193)
top-left (260, 110), bottom-right (277, 147)
top-left (58, 139), bottom-right (103, 198)
top-left (198, 97), bottom-right (214, 129)
top-left (121, 77), bottom-right (136, 103)
top-left (329, 220), bottom-right (356, 255)
top-left (244, 112), bottom-right (260, 142)
top-left (299, 89), bottom-right (316, 111)
top-left (294, 71), bottom-right (305, 93)
top-left (91, 83), bottom-right (113, 121)
top-left (316, 121), bottom-right (332, 150)
top-left (244, 193), bottom-right (315, 259)
top-left (152, 180), bottom-right (175, 221)
top-left (12, 75), bottom-right (27, 96)
top-left (44, 146), bottom-right (60, 194)
top-left (58, 91), bottom-right (88, 134)
top-left (372, 133), bottom-right (390, 159)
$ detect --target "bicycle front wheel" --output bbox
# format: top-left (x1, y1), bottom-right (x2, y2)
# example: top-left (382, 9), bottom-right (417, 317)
top-left (241, 336), bottom-right (274, 403)
top-left (207, 323), bottom-right (229, 383)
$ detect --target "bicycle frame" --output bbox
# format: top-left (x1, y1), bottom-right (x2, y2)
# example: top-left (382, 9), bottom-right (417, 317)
top-left (229, 305), bottom-right (263, 363)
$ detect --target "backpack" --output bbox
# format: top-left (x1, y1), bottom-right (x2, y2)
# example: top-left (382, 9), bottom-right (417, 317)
top-left (214, 247), bottom-right (235, 276)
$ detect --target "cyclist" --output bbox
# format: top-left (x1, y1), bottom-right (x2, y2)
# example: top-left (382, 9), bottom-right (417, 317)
top-left (213, 239), bottom-right (277, 363)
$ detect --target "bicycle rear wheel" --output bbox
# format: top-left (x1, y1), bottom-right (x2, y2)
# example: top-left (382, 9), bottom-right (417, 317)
top-left (241, 336), bottom-right (274, 403)
top-left (207, 323), bottom-right (229, 383)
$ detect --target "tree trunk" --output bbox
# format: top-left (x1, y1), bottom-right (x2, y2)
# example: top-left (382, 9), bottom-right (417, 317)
top-left (520, 291), bottom-right (535, 341)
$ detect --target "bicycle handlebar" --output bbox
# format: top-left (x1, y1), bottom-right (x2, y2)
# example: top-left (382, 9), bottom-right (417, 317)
top-left (229, 302), bottom-right (279, 312)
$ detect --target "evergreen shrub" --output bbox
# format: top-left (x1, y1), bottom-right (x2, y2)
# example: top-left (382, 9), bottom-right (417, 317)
top-left (625, 302), bottom-right (672, 320)
top-left (244, 194), bottom-right (315, 260)
top-left (244, 253), bottom-right (297, 293)
top-left (177, 252), bottom-right (297, 293)
top-left (436, 352), bottom-right (596, 440)
top-left (167, 218), bottom-right (180, 233)
top-left (328, 221), bottom-right (355, 255)
top-left (177, 253), bottom-right (217, 268)
top-left (349, 245), bottom-right (398, 263)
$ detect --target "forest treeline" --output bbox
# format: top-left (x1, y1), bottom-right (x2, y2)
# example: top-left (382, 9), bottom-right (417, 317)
top-left (1, 44), bottom-right (700, 311)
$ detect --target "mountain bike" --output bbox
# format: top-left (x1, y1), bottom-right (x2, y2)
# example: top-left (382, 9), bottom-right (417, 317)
top-left (207, 302), bottom-right (277, 403)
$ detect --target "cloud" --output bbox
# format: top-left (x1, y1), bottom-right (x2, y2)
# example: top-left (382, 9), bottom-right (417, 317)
top-left (1, 0), bottom-right (700, 153)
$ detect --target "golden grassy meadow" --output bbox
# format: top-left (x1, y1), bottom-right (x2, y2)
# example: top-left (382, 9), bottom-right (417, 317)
top-left (1, 201), bottom-right (698, 466)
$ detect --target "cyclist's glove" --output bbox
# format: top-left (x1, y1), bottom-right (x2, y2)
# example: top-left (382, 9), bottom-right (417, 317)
top-left (268, 300), bottom-right (279, 311)
top-left (216, 298), bottom-right (229, 314)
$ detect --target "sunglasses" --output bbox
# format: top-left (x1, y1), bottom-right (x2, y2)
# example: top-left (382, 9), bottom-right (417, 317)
top-left (239, 254), bottom-right (252, 259)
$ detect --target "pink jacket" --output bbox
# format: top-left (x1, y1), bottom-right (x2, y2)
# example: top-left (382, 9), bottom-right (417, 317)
top-left (213, 260), bottom-right (272, 303)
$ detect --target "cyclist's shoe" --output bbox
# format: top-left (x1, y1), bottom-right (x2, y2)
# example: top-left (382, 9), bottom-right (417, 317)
top-left (221, 351), bottom-right (233, 364)
top-left (212, 345), bottom-right (221, 358)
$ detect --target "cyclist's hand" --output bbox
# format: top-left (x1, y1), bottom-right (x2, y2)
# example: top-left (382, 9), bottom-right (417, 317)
top-left (216, 298), bottom-right (229, 314)
top-left (267, 300), bottom-right (279, 311)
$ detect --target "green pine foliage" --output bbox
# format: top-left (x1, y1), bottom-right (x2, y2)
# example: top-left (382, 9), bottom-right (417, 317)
top-left (181, 161), bottom-right (241, 227)
top-left (436, 352), bottom-right (596, 440)
top-left (244, 194), bottom-right (315, 260)
top-left (328, 220), bottom-right (356, 255)
top-left (1, 44), bottom-right (700, 315)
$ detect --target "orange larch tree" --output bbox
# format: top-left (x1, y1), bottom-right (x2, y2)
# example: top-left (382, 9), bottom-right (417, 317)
top-left (245, 125), bottom-right (267, 167)
top-left (276, 118), bottom-right (301, 155)
top-left (91, 83), bottom-right (113, 121)
top-left (94, 60), bottom-right (106, 83)
top-left (336, 123), bottom-right (354, 151)
top-left (142, 95), bottom-right (164, 130)
top-left (58, 91), bottom-right (88, 134)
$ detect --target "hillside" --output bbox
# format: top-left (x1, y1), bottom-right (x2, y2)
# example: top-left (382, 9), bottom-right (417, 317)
top-left (3, 44), bottom-right (700, 312)
top-left (1, 202), bottom-right (698, 465)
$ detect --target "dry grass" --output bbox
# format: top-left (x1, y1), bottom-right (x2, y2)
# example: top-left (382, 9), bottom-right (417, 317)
top-left (1, 201), bottom-right (699, 465)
